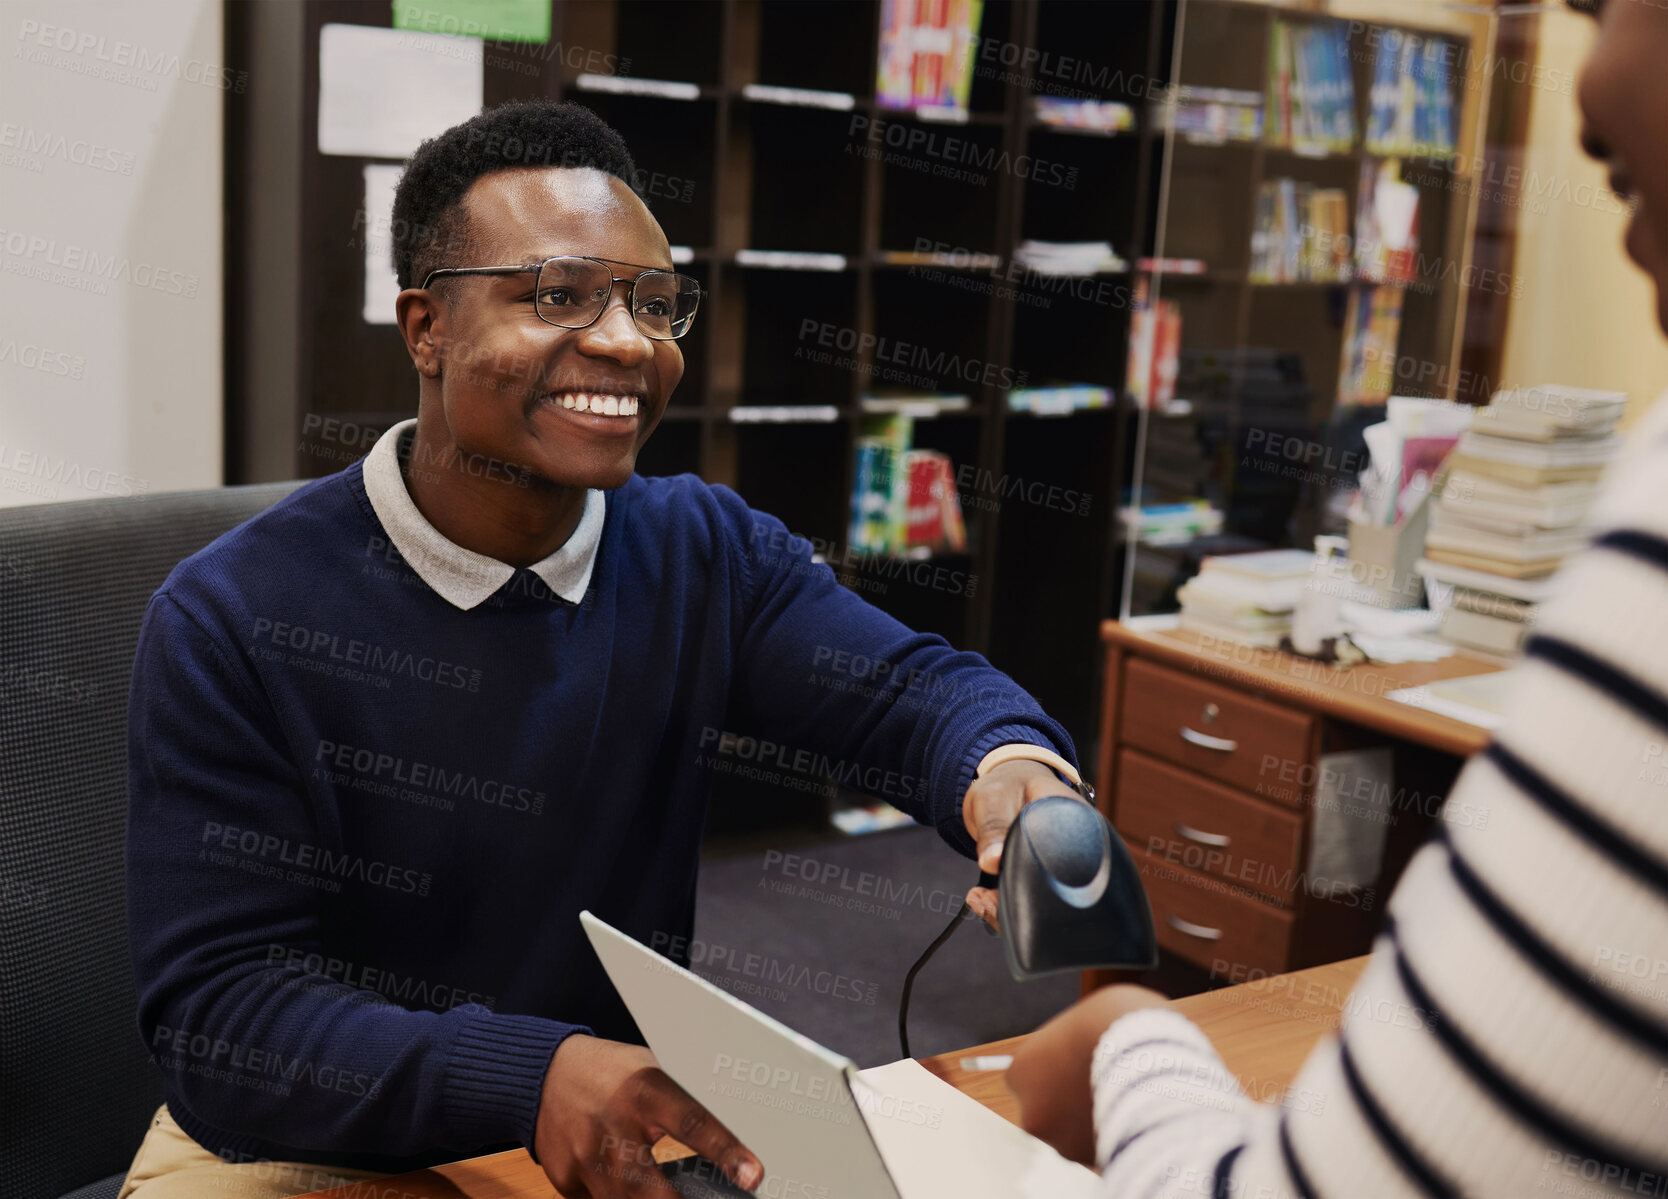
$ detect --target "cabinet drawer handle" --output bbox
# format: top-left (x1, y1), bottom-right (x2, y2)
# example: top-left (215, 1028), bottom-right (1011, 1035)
top-left (1180, 726), bottom-right (1239, 753)
top-left (1166, 914), bottom-right (1224, 941)
top-left (1174, 821), bottom-right (1231, 848)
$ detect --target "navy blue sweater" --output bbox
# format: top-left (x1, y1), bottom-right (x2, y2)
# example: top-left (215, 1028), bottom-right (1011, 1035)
top-left (125, 461), bottom-right (1076, 1172)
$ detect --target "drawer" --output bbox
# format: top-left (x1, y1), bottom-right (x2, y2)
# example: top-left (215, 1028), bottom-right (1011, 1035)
top-left (1128, 843), bottom-right (1295, 976)
top-left (1120, 657), bottom-right (1314, 802)
top-left (1117, 748), bottom-right (1305, 903)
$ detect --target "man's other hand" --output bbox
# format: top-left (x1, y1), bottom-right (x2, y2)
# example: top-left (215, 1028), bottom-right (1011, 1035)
top-left (961, 757), bottom-right (1072, 929)
top-left (534, 1034), bottom-right (763, 1197)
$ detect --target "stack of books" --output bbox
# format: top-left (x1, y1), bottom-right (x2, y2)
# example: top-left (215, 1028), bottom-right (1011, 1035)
top-left (1120, 496), bottom-right (1224, 547)
top-left (1177, 549), bottom-right (1318, 647)
top-left (1126, 276), bottom-right (1183, 410)
top-left (848, 414), bottom-right (969, 556)
top-left (1421, 386), bottom-right (1625, 652)
top-left (1150, 86), bottom-right (1263, 144)
top-left (1337, 285), bottom-right (1406, 403)
top-left (875, 0), bottom-right (984, 115)
top-left (1365, 31), bottom-right (1457, 157)
top-left (1014, 240), bottom-right (1127, 275)
top-left (1032, 97), bottom-right (1135, 134)
top-left (1250, 179), bottom-right (1351, 282)
top-left (1265, 18), bottom-right (1357, 154)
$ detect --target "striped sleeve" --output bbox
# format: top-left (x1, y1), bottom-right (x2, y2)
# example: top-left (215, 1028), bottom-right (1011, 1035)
top-left (1092, 395), bottom-right (1668, 1199)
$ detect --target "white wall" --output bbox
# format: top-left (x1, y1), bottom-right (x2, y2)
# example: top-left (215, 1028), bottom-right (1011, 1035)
top-left (0, 0), bottom-right (224, 507)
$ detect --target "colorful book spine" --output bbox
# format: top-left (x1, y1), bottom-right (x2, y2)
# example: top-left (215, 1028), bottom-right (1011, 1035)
top-left (1365, 29), bottom-right (1457, 156)
top-left (1265, 19), bottom-right (1356, 153)
top-left (876, 0), bottom-right (984, 112)
top-left (1338, 284), bottom-right (1406, 403)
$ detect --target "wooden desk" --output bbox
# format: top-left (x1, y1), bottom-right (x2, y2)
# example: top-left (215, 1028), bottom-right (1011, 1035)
top-left (1094, 618), bottom-right (1503, 983)
top-left (302, 957), bottom-right (1367, 1198)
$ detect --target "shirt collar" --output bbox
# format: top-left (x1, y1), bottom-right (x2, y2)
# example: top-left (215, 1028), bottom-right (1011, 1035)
top-left (361, 419), bottom-right (605, 611)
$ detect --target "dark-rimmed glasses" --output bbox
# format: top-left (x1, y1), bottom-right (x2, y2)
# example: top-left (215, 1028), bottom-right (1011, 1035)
top-left (421, 255), bottom-right (702, 340)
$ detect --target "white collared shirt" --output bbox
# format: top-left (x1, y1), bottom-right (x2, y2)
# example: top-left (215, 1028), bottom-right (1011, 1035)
top-left (361, 419), bottom-right (605, 611)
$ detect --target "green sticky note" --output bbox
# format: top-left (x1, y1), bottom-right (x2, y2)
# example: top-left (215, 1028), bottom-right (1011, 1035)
top-left (391, 0), bottom-right (551, 44)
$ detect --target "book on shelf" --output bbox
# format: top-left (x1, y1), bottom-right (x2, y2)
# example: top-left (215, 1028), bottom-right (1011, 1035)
top-left (1365, 30), bottom-right (1458, 157)
top-left (847, 414), bottom-right (968, 556)
top-left (1032, 97), bottom-right (1136, 133)
top-left (1355, 159), bottom-right (1421, 285)
top-left (876, 0), bottom-right (984, 114)
top-left (1119, 495), bottom-right (1223, 546)
top-left (1006, 385), bottom-right (1113, 415)
top-left (1149, 85), bottom-right (1263, 143)
top-left (875, 248), bottom-right (1002, 270)
top-left (1265, 18), bottom-right (1356, 154)
top-left (1125, 276), bottom-right (1183, 410)
top-left (1337, 285), bottom-right (1406, 403)
top-left (1014, 240), bottom-right (1127, 275)
top-left (1249, 179), bottom-right (1351, 283)
top-left (860, 390), bottom-right (971, 416)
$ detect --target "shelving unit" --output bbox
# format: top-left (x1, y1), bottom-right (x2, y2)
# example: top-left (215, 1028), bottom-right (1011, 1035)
top-left (228, 0), bottom-right (1170, 762)
top-left (224, 0), bottom-right (1493, 791)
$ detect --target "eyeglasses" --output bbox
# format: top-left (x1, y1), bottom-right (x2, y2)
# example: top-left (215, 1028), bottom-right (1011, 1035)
top-left (421, 255), bottom-right (703, 340)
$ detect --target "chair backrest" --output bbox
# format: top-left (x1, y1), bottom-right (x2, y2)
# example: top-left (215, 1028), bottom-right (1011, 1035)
top-left (0, 482), bottom-right (305, 1199)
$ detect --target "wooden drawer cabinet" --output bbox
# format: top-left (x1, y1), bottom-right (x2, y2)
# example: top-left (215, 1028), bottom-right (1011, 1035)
top-left (1119, 658), bottom-right (1315, 802)
top-left (1117, 748), bottom-right (1305, 904)
top-left (1128, 844), bottom-right (1295, 976)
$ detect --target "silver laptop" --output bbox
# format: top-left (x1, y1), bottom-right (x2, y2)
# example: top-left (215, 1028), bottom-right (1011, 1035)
top-left (580, 910), bottom-right (1102, 1199)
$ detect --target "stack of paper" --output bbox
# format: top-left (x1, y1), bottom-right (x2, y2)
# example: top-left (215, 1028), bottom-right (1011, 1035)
top-left (1177, 549), bottom-right (1317, 647)
top-left (1013, 241), bottom-right (1127, 275)
top-left (1423, 385), bottom-right (1623, 653)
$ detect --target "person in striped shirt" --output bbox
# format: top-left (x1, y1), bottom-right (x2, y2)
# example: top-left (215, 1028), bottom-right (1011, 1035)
top-left (1005, 1), bottom-right (1668, 1194)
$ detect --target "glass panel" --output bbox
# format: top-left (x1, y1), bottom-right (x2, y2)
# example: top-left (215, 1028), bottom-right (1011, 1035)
top-left (1122, 0), bottom-right (1500, 621)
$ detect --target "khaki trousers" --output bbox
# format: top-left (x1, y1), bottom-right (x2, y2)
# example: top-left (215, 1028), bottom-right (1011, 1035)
top-left (117, 1106), bottom-right (393, 1199)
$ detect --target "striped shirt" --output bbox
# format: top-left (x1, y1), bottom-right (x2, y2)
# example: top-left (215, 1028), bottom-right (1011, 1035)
top-left (1090, 395), bottom-right (1668, 1199)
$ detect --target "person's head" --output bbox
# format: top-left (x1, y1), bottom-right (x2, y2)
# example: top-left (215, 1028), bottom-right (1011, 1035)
top-left (1575, 0), bottom-right (1668, 334)
top-left (391, 100), bottom-right (689, 491)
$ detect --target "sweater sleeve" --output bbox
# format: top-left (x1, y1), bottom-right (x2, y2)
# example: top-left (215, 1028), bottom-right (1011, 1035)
top-left (1086, 399), bottom-right (1668, 1199)
top-left (722, 492), bottom-right (1078, 857)
top-left (126, 592), bottom-right (589, 1163)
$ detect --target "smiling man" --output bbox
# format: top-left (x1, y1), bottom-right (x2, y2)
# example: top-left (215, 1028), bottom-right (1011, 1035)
top-left (119, 101), bottom-right (1080, 1198)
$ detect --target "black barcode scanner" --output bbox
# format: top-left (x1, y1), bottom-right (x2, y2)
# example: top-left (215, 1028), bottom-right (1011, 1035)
top-left (898, 793), bottom-right (1158, 1057)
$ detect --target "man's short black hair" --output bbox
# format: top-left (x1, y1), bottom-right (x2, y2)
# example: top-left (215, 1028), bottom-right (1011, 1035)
top-left (390, 99), bottom-right (641, 290)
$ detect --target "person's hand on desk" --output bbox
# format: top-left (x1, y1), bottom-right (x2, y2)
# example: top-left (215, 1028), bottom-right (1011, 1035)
top-left (962, 758), bottom-right (1068, 929)
top-left (536, 1033), bottom-right (763, 1197)
top-left (1005, 984), bottom-right (1170, 1166)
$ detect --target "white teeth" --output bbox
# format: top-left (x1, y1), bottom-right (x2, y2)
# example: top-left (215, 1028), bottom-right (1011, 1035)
top-left (547, 392), bottom-right (639, 415)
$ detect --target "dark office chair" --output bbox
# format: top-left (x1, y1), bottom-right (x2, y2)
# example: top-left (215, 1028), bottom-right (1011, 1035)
top-left (0, 482), bottom-right (304, 1199)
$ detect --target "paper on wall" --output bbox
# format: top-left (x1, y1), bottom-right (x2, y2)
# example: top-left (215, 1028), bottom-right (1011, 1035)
top-left (362, 164), bottom-right (404, 324)
top-left (318, 23), bottom-right (482, 159)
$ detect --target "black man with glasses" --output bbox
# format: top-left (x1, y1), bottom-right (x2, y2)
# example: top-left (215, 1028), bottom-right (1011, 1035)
top-left (121, 101), bottom-right (1079, 1199)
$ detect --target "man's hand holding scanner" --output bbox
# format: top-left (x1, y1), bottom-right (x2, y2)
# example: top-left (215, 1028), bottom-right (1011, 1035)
top-left (962, 746), bottom-right (1086, 929)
